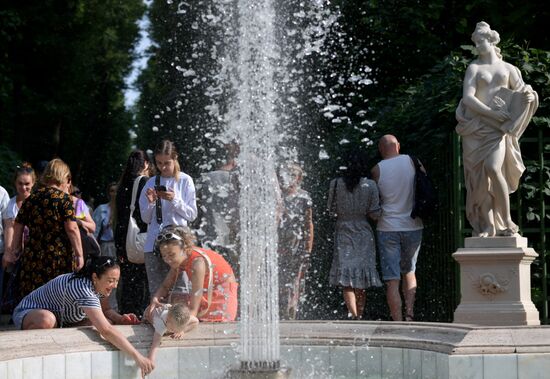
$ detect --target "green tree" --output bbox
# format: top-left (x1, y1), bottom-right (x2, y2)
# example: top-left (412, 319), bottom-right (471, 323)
top-left (0, 0), bottom-right (145, 201)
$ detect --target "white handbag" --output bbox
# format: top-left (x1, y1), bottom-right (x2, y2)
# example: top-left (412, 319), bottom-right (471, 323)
top-left (126, 176), bottom-right (147, 264)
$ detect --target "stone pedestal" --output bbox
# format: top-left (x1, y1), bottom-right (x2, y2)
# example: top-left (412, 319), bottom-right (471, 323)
top-left (453, 236), bottom-right (540, 326)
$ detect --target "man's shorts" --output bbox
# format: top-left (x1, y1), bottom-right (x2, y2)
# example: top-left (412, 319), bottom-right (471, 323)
top-left (377, 230), bottom-right (423, 281)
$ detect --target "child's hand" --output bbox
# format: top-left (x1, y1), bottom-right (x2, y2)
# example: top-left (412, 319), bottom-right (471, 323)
top-left (170, 331), bottom-right (185, 340)
top-left (119, 313), bottom-right (141, 325)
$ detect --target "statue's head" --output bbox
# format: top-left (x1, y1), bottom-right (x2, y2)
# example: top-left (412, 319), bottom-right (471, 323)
top-left (471, 21), bottom-right (501, 58)
top-left (471, 21), bottom-right (500, 45)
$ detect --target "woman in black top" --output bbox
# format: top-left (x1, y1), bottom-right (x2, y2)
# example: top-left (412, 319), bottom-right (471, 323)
top-left (113, 150), bottom-right (153, 317)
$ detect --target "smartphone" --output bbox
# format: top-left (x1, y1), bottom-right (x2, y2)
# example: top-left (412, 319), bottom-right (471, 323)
top-left (154, 185), bottom-right (167, 192)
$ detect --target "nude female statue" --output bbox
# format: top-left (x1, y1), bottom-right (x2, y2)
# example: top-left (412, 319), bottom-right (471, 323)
top-left (456, 21), bottom-right (538, 237)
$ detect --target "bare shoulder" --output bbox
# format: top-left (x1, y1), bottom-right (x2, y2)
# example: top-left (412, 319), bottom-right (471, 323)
top-left (371, 164), bottom-right (380, 182)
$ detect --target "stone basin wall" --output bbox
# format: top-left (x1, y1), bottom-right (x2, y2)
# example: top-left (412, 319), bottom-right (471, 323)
top-left (1, 321), bottom-right (550, 378)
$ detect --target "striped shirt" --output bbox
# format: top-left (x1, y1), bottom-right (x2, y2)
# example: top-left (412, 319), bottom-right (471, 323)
top-left (15, 273), bottom-right (101, 325)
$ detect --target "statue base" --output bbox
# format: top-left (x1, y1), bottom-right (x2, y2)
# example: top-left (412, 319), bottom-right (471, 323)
top-left (453, 236), bottom-right (540, 326)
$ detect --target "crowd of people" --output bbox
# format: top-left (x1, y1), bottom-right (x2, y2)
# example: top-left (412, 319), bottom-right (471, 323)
top-left (0, 134), bottom-right (427, 376)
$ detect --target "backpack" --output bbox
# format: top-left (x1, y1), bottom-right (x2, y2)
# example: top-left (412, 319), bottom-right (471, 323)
top-left (409, 155), bottom-right (437, 220)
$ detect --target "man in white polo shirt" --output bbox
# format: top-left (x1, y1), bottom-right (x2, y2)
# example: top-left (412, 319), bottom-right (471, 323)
top-left (371, 135), bottom-right (423, 321)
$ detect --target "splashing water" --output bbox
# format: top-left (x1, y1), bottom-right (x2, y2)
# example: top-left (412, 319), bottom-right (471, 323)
top-left (166, 0), bottom-right (375, 372)
top-left (231, 0), bottom-right (282, 369)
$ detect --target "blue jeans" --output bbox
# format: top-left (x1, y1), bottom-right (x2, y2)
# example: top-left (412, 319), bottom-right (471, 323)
top-left (377, 230), bottom-right (422, 281)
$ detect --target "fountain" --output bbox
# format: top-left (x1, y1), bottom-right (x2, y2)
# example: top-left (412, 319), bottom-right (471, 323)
top-left (3, 4), bottom-right (550, 379)
top-left (223, 0), bottom-right (285, 376)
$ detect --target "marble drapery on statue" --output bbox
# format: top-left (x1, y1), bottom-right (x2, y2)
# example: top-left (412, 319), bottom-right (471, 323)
top-left (455, 21), bottom-right (538, 237)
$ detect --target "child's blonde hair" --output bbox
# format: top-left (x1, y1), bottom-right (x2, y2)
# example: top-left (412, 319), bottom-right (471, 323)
top-left (167, 303), bottom-right (191, 332)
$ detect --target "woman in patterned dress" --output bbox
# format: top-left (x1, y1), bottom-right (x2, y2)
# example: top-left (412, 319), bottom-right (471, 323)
top-left (328, 152), bottom-right (382, 319)
top-left (2, 158), bottom-right (84, 300)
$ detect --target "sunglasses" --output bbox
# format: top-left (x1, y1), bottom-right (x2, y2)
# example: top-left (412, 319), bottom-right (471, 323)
top-left (156, 232), bottom-right (183, 243)
top-left (97, 258), bottom-right (117, 268)
top-left (16, 166), bottom-right (34, 174)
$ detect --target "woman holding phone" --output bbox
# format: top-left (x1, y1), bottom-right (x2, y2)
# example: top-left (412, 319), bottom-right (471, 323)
top-left (139, 140), bottom-right (197, 296)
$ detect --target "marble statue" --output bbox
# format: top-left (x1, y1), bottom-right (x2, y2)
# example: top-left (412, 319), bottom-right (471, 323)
top-left (456, 21), bottom-right (538, 237)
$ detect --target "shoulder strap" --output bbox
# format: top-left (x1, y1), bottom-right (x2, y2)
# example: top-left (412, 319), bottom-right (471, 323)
top-left (409, 155), bottom-right (421, 170)
top-left (155, 175), bottom-right (163, 225)
top-left (129, 176), bottom-right (144, 215)
top-left (192, 247), bottom-right (214, 318)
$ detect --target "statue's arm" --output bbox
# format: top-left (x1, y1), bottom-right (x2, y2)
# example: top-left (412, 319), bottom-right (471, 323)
top-left (508, 64), bottom-right (537, 104)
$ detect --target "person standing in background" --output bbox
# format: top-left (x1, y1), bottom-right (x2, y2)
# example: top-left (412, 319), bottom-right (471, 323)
top-left (93, 182), bottom-right (118, 310)
top-left (0, 186), bottom-right (8, 254)
top-left (114, 150), bottom-right (153, 317)
top-left (371, 135), bottom-right (423, 321)
top-left (93, 183), bottom-right (118, 256)
top-left (1, 164), bottom-right (36, 312)
top-left (277, 163), bottom-right (314, 320)
top-left (2, 158), bottom-right (84, 299)
top-left (71, 185), bottom-right (96, 235)
top-left (0, 184), bottom-right (10, 313)
top-left (139, 140), bottom-right (197, 296)
top-left (197, 141), bottom-right (240, 271)
top-left (328, 152), bottom-right (382, 320)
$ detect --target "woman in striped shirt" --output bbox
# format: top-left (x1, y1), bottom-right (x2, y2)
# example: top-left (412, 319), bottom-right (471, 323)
top-left (12, 256), bottom-right (155, 377)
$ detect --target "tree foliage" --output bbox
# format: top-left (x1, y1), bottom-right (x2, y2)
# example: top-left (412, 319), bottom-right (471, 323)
top-left (0, 0), bottom-right (145, 201)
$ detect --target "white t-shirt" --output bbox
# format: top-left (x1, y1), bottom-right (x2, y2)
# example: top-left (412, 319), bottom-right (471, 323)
top-left (0, 186), bottom-right (10, 253)
top-left (152, 304), bottom-right (171, 336)
top-left (376, 155), bottom-right (423, 232)
top-left (5, 196), bottom-right (20, 220)
top-left (138, 172), bottom-right (197, 253)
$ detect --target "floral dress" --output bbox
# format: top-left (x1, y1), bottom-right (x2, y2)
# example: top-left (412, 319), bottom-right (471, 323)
top-left (15, 186), bottom-right (75, 299)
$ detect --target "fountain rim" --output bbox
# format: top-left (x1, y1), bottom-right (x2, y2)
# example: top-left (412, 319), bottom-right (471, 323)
top-left (2, 320), bottom-right (550, 362)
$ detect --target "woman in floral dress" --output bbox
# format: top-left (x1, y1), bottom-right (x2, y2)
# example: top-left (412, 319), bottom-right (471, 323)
top-left (2, 158), bottom-right (84, 300)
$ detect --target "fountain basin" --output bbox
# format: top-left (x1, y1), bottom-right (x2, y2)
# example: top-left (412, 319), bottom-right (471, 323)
top-left (1, 321), bottom-right (550, 378)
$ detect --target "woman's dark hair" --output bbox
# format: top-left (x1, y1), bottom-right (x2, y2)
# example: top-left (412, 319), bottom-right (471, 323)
top-left (119, 150), bottom-right (152, 185)
top-left (342, 150), bottom-right (367, 193)
top-left (71, 256), bottom-right (119, 281)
